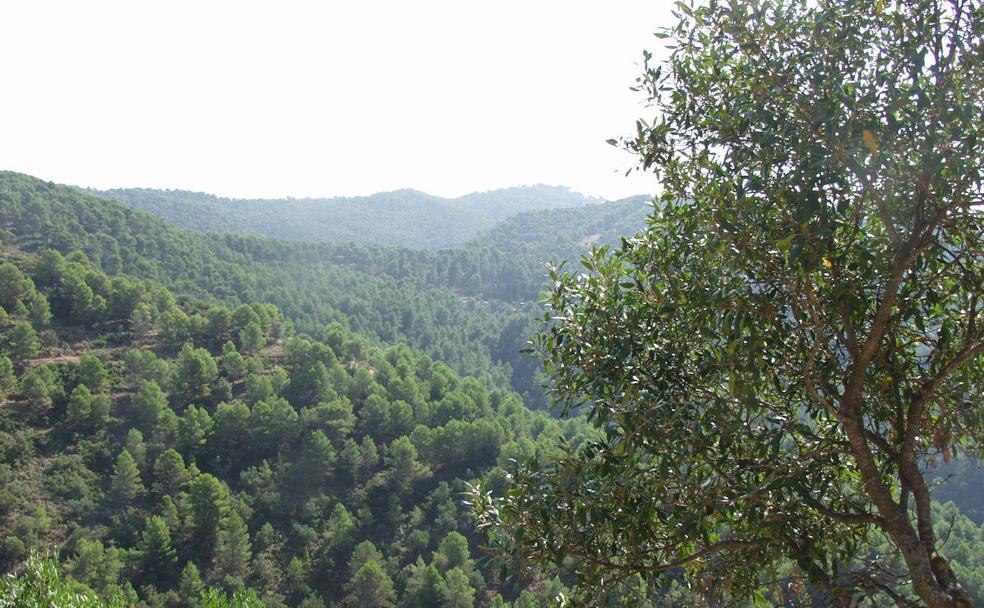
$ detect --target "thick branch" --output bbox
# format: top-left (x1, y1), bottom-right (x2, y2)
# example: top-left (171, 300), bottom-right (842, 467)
top-left (846, 158), bottom-right (902, 244)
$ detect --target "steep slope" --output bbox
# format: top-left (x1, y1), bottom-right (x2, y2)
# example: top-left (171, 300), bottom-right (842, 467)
top-left (0, 172), bottom-right (530, 399)
top-left (92, 184), bottom-right (604, 250)
top-left (467, 194), bottom-right (653, 252)
top-left (2, 173), bottom-right (654, 409)
top-left (0, 244), bottom-right (597, 607)
top-left (99, 192), bottom-right (655, 306)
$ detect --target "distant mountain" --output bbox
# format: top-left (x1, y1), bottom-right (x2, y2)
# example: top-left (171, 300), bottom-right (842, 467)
top-left (271, 195), bottom-right (655, 304)
top-left (91, 184), bottom-right (608, 249)
top-left (466, 194), bottom-right (654, 258)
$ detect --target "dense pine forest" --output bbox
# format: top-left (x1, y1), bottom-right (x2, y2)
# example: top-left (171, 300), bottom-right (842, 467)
top-left (2, 168), bottom-right (983, 606)
top-left (2, 173), bottom-right (650, 409)
top-left (0, 174), bottom-right (603, 606)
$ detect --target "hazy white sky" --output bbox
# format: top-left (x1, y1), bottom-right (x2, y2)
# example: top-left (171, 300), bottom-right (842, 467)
top-left (2, 1), bottom-right (675, 200)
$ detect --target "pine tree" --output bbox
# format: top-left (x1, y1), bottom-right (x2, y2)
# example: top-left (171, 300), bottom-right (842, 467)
top-left (221, 340), bottom-right (246, 379)
top-left (186, 473), bottom-right (230, 559)
top-left (441, 567), bottom-right (475, 608)
top-left (160, 496), bottom-right (180, 532)
top-left (240, 321), bottom-right (265, 354)
top-left (109, 449), bottom-right (144, 504)
top-left (19, 368), bottom-right (53, 410)
top-left (89, 393), bottom-right (111, 429)
top-left (324, 503), bottom-right (357, 553)
top-left (0, 355), bottom-right (14, 398)
top-left (152, 448), bottom-right (189, 497)
top-left (0, 262), bottom-right (31, 312)
top-left (77, 354), bottom-right (107, 391)
top-left (348, 541), bottom-right (383, 576)
top-left (9, 322), bottom-right (41, 361)
top-left (133, 379), bottom-right (168, 431)
top-left (432, 532), bottom-right (474, 576)
top-left (403, 560), bottom-right (446, 608)
top-left (25, 291), bottom-right (51, 328)
top-left (178, 404), bottom-right (214, 454)
top-left (66, 384), bottom-right (94, 426)
top-left (342, 559), bottom-right (396, 608)
top-left (178, 562), bottom-right (205, 608)
top-left (213, 511), bottom-right (252, 585)
top-left (137, 515), bottom-right (177, 584)
top-left (130, 303), bottom-right (155, 340)
top-left (385, 436), bottom-right (430, 494)
top-left (171, 343), bottom-right (218, 401)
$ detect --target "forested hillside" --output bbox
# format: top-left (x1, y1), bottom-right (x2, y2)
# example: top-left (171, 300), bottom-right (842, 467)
top-left (92, 185), bottom-right (604, 250)
top-left (0, 242), bottom-right (607, 606)
top-left (279, 195), bottom-right (653, 304)
top-left (3, 173), bottom-right (653, 408)
top-left (1, 173), bottom-right (538, 403)
top-left (3, 169), bottom-right (983, 607)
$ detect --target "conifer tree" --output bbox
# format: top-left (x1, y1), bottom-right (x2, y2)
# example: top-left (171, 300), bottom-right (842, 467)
top-left (441, 567), bottom-right (475, 608)
top-left (132, 379), bottom-right (168, 431)
top-left (152, 449), bottom-right (189, 498)
top-left (9, 322), bottom-right (41, 361)
top-left (0, 355), bottom-right (14, 398)
top-left (186, 473), bottom-right (230, 559)
top-left (342, 559), bottom-right (396, 608)
top-left (0, 262), bottom-right (31, 312)
top-left (19, 367), bottom-right (54, 410)
top-left (171, 343), bottom-right (218, 401)
top-left (221, 340), bottom-right (246, 379)
top-left (66, 384), bottom-right (94, 426)
top-left (178, 561), bottom-right (205, 608)
top-left (402, 561), bottom-right (446, 608)
top-left (240, 321), bottom-right (264, 354)
top-left (77, 354), bottom-right (107, 392)
top-left (137, 515), bottom-right (178, 584)
top-left (89, 393), bottom-right (111, 429)
top-left (109, 449), bottom-right (144, 504)
top-left (25, 291), bottom-right (51, 328)
top-left (213, 511), bottom-right (253, 585)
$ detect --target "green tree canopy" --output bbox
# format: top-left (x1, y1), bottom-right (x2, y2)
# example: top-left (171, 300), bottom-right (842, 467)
top-left (136, 515), bottom-right (177, 584)
top-left (109, 449), bottom-right (144, 505)
top-left (77, 354), bottom-right (107, 392)
top-left (342, 559), bottom-right (396, 608)
top-left (0, 262), bottom-right (33, 313)
top-left (474, 1), bottom-right (984, 607)
top-left (0, 355), bottom-right (14, 398)
top-left (8, 322), bottom-right (41, 362)
top-left (171, 343), bottom-right (219, 402)
top-left (186, 473), bottom-right (230, 560)
top-left (132, 379), bottom-right (169, 432)
top-left (213, 511), bottom-right (252, 586)
top-left (66, 384), bottom-right (94, 426)
top-left (0, 553), bottom-right (125, 608)
top-left (152, 448), bottom-right (189, 498)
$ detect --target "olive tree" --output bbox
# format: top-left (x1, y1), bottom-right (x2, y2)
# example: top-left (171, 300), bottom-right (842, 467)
top-left (473, 1), bottom-right (983, 606)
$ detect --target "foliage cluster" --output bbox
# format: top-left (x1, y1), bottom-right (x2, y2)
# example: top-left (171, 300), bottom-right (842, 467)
top-left (473, 0), bottom-right (984, 606)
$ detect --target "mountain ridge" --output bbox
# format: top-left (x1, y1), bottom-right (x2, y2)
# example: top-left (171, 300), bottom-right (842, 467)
top-left (89, 183), bottom-right (627, 250)
top-left (90, 183), bottom-right (598, 205)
